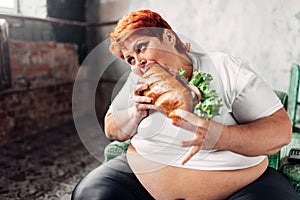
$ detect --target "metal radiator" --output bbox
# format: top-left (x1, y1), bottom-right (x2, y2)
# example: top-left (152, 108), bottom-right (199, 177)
top-left (0, 19), bottom-right (11, 90)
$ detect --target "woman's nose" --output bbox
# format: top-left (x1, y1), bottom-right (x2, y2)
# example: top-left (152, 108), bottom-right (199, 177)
top-left (137, 58), bottom-right (147, 68)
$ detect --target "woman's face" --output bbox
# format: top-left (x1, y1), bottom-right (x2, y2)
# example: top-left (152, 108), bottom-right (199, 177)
top-left (121, 32), bottom-right (181, 77)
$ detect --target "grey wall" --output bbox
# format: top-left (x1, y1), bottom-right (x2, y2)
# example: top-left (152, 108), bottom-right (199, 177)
top-left (86, 0), bottom-right (130, 83)
top-left (46, 0), bottom-right (87, 63)
top-left (91, 0), bottom-right (300, 93)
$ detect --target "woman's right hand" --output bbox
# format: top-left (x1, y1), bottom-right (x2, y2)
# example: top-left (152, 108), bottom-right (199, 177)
top-left (104, 79), bottom-right (156, 141)
top-left (130, 80), bottom-right (156, 124)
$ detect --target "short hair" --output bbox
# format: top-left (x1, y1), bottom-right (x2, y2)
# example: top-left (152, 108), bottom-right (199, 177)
top-left (109, 9), bottom-right (190, 59)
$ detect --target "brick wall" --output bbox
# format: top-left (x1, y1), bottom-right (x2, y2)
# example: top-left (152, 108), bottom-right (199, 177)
top-left (0, 40), bottom-right (79, 144)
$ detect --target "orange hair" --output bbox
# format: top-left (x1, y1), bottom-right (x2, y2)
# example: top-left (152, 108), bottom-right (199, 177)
top-left (109, 10), bottom-right (190, 59)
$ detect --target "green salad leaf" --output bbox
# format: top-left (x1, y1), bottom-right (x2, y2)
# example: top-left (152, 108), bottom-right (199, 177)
top-left (177, 70), bottom-right (222, 120)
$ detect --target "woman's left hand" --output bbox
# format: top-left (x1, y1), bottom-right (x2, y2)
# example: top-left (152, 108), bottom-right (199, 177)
top-left (171, 109), bottom-right (224, 165)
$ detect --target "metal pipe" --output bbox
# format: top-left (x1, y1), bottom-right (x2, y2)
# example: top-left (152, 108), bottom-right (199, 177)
top-left (0, 81), bottom-right (74, 95)
top-left (0, 19), bottom-right (11, 91)
top-left (0, 79), bottom-right (120, 95)
top-left (0, 13), bottom-right (117, 27)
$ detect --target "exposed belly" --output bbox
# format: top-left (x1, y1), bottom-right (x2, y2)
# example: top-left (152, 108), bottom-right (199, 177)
top-left (127, 144), bottom-right (268, 200)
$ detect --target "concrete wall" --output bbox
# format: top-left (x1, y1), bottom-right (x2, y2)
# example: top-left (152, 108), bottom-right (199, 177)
top-left (46, 0), bottom-right (87, 62)
top-left (95, 0), bottom-right (300, 92)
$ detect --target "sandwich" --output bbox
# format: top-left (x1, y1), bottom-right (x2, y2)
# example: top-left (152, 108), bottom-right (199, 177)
top-left (136, 63), bottom-right (222, 120)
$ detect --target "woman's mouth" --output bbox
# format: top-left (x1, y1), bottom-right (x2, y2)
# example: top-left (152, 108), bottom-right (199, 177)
top-left (141, 63), bottom-right (176, 76)
top-left (141, 64), bottom-right (153, 74)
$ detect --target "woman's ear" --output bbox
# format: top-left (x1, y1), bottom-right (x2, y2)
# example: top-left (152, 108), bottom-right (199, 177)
top-left (162, 29), bottom-right (176, 46)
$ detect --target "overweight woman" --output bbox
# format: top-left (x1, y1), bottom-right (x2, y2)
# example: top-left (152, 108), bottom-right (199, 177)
top-left (72, 10), bottom-right (299, 200)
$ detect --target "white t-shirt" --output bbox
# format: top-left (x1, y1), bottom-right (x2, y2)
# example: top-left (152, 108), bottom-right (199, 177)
top-left (108, 52), bottom-right (282, 170)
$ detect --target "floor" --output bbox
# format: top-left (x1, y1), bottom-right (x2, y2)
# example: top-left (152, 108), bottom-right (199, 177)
top-left (0, 121), bottom-right (110, 200)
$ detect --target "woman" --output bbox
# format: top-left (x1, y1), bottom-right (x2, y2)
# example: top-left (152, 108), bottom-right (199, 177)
top-left (72, 10), bottom-right (299, 199)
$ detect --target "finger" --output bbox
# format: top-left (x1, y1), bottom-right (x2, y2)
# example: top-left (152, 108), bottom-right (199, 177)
top-left (180, 140), bottom-right (196, 147)
top-left (187, 85), bottom-right (201, 102)
top-left (136, 79), bottom-right (146, 84)
top-left (134, 83), bottom-right (148, 95)
top-left (171, 109), bottom-right (204, 126)
top-left (180, 137), bottom-right (204, 147)
top-left (136, 103), bottom-right (156, 111)
top-left (173, 110), bottom-right (210, 132)
top-left (132, 95), bottom-right (152, 104)
top-left (171, 109), bottom-right (194, 118)
top-left (179, 132), bottom-right (205, 147)
top-left (172, 118), bottom-right (199, 133)
top-left (134, 110), bottom-right (148, 119)
top-left (181, 146), bottom-right (201, 165)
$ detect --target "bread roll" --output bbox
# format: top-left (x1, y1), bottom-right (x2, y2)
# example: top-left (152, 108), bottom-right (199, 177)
top-left (138, 63), bottom-right (194, 118)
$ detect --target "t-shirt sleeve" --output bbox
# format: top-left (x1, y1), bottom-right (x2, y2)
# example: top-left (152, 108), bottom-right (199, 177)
top-left (231, 62), bottom-right (283, 124)
top-left (107, 72), bottom-right (138, 113)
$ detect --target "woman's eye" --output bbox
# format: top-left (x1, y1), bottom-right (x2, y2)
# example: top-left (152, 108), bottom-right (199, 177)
top-left (127, 57), bottom-right (135, 65)
top-left (137, 42), bottom-right (148, 53)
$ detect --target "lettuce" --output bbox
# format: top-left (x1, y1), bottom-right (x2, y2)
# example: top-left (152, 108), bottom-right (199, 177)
top-left (177, 69), bottom-right (222, 120)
